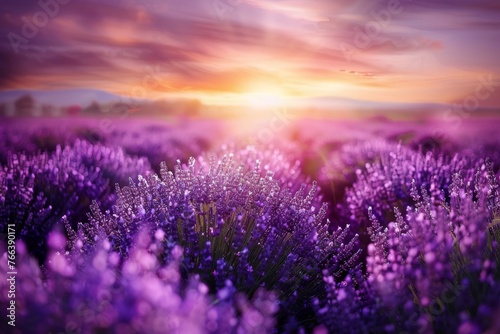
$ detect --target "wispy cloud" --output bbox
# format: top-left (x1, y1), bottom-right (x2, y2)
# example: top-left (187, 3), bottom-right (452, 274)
top-left (0, 0), bottom-right (499, 106)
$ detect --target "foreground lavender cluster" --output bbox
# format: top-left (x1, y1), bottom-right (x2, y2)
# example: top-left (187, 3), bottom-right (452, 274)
top-left (0, 140), bottom-right (151, 262)
top-left (80, 147), bottom-right (359, 328)
top-left (317, 139), bottom-right (411, 219)
top-left (0, 232), bottom-right (278, 334)
top-left (199, 144), bottom-right (305, 191)
top-left (363, 159), bottom-right (500, 333)
top-left (317, 140), bottom-right (500, 333)
top-left (319, 139), bottom-right (407, 188)
top-left (341, 144), bottom-right (481, 237)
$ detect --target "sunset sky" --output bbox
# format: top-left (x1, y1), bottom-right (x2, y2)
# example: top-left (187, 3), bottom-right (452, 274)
top-left (1, 0), bottom-right (500, 109)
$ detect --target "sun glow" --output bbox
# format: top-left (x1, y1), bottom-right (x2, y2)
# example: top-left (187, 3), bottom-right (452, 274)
top-left (243, 92), bottom-right (285, 109)
top-left (239, 81), bottom-right (289, 110)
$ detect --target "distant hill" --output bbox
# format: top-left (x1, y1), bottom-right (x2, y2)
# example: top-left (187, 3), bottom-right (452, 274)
top-left (0, 89), bottom-right (124, 107)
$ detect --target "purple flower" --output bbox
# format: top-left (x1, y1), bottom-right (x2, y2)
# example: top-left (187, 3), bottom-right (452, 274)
top-left (82, 149), bottom-right (360, 329)
top-left (0, 123), bottom-right (77, 164)
top-left (0, 140), bottom-right (151, 262)
top-left (319, 139), bottom-right (408, 189)
top-left (106, 121), bottom-right (217, 172)
top-left (339, 144), bottom-right (483, 255)
top-left (363, 159), bottom-right (500, 333)
top-left (67, 139), bottom-right (151, 186)
top-left (313, 269), bottom-right (379, 334)
top-left (0, 231), bottom-right (278, 333)
top-left (199, 143), bottom-right (307, 193)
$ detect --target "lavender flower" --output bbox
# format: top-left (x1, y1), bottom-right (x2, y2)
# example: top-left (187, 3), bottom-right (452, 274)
top-left (0, 141), bottom-right (150, 262)
top-left (363, 160), bottom-right (500, 333)
top-left (66, 139), bottom-right (151, 186)
top-left (0, 231), bottom-right (278, 333)
top-left (0, 124), bottom-right (75, 164)
top-left (319, 139), bottom-right (408, 188)
top-left (340, 146), bottom-right (482, 250)
top-left (318, 139), bottom-right (412, 219)
top-left (313, 269), bottom-right (381, 334)
top-left (199, 143), bottom-right (314, 197)
top-left (107, 122), bottom-right (216, 172)
top-left (82, 150), bottom-right (360, 329)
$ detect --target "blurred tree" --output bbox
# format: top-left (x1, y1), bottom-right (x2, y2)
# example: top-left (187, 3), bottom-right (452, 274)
top-left (14, 94), bottom-right (35, 116)
top-left (83, 101), bottom-right (102, 115)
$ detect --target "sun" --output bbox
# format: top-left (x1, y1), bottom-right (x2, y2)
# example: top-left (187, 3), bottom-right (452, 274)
top-left (243, 92), bottom-right (285, 109)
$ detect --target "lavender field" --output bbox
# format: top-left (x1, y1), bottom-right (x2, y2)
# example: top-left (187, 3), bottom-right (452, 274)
top-left (2, 0), bottom-right (500, 333)
top-left (1, 114), bottom-right (500, 333)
